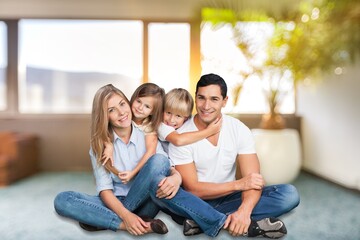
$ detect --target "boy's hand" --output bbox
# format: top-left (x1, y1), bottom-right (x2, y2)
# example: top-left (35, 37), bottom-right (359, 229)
top-left (207, 117), bottom-right (223, 135)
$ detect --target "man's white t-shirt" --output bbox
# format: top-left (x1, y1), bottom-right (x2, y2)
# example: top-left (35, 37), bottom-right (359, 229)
top-left (169, 115), bottom-right (256, 183)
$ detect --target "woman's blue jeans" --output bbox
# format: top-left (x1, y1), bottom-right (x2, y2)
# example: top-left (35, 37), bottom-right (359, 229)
top-left (54, 154), bottom-right (170, 231)
top-left (54, 154), bottom-right (226, 235)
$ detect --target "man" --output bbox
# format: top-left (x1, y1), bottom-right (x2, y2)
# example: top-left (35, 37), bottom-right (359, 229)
top-left (169, 73), bottom-right (300, 238)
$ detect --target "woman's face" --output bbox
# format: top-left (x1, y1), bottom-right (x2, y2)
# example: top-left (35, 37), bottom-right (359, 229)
top-left (107, 94), bottom-right (132, 129)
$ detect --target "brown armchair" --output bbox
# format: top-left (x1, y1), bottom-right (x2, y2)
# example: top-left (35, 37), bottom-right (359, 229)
top-left (0, 132), bottom-right (39, 186)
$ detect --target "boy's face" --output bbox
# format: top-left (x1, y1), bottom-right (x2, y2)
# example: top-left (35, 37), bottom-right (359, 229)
top-left (163, 110), bottom-right (187, 130)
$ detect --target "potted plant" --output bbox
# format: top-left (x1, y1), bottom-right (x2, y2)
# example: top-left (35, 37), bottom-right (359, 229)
top-left (203, 0), bottom-right (360, 129)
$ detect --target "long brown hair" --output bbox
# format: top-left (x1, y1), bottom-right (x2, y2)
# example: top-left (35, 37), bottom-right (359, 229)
top-left (90, 84), bottom-right (130, 164)
top-left (130, 83), bottom-right (165, 133)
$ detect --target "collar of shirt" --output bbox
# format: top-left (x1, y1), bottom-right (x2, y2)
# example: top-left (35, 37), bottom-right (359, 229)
top-left (112, 122), bottom-right (143, 148)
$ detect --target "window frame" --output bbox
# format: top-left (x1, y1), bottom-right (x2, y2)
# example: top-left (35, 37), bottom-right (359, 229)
top-left (0, 18), bottom-right (197, 117)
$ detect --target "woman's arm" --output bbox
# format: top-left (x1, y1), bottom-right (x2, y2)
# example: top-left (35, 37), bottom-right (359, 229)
top-left (166, 117), bottom-right (222, 146)
top-left (118, 134), bottom-right (158, 184)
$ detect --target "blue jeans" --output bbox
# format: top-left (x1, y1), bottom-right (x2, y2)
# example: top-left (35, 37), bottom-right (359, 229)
top-left (148, 175), bottom-right (227, 237)
top-left (162, 184), bottom-right (299, 236)
top-left (54, 154), bottom-right (170, 231)
top-left (205, 184), bottom-right (300, 220)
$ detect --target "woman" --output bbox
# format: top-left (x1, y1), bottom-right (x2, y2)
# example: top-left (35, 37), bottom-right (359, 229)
top-left (54, 84), bottom-right (181, 236)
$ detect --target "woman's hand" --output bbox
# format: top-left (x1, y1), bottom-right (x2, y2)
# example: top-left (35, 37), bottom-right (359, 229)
top-left (122, 212), bottom-right (149, 235)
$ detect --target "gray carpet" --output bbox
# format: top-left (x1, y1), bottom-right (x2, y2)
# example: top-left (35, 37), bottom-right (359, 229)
top-left (0, 171), bottom-right (359, 240)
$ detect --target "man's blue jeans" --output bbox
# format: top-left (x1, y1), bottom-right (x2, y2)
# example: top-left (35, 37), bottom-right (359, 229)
top-left (54, 154), bottom-right (170, 231)
top-left (157, 184), bottom-right (300, 236)
top-left (205, 184), bottom-right (300, 220)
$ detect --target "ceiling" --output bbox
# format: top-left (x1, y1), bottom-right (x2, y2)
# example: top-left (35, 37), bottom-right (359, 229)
top-left (0, 0), bottom-right (299, 20)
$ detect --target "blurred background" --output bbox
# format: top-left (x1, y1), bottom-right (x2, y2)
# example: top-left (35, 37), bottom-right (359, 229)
top-left (1, 0), bottom-right (359, 190)
top-left (0, 0), bottom-right (359, 238)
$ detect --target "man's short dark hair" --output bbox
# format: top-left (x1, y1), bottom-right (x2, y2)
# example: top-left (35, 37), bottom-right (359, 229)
top-left (196, 73), bottom-right (227, 99)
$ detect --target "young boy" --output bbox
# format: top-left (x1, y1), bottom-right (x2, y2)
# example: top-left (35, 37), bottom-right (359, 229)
top-left (157, 88), bottom-right (221, 154)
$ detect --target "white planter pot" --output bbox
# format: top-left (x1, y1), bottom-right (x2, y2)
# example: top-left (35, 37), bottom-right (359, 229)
top-left (252, 129), bottom-right (302, 185)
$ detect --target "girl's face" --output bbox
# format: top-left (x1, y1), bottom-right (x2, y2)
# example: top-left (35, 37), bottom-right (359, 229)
top-left (131, 96), bottom-right (155, 122)
top-left (163, 110), bottom-right (187, 130)
top-left (107, 94), bottom-right (132, 129)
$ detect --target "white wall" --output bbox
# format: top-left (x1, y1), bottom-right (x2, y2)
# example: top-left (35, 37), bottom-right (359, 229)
top-left (297, 65), bottom-right (360, 190)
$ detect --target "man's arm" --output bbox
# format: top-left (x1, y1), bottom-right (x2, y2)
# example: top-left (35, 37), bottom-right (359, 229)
top-left (235, 153), bottom-right (263, 217)
top-left (224, 153), bottom-right (264, 236)
top-left (175, 153), bottom-right (264, 200)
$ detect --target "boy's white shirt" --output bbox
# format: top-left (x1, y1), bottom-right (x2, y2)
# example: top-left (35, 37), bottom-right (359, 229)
top-left (158, 122), bottom-right (175, 141)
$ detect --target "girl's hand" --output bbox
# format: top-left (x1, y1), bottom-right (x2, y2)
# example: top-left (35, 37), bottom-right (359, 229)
top-left (118, 171), bottom-right (135, 184)
top-left (156, 173), bottom-right (181, 199)
top-left (207, 117), bottom-right (222, 135)
top-left (122, 212), bottom-right (149, 235)
top-left (102, 142), bottom-right (114, 166)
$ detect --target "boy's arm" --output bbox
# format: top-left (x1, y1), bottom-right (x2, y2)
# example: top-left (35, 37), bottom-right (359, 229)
top-left (166, 118), bottom-right (222, 146)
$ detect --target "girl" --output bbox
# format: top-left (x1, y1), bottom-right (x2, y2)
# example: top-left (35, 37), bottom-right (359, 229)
top-left (103, 83), bottom-right (165, 184)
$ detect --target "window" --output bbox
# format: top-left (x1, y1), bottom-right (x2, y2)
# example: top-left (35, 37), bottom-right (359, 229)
top-left (19, 20), bottom-right (143, 113)
top-left (148, 23), bottom-right (190, 92)
top-left (201, 21), bottom-right (295, 114)
top-left (0, 21), bottom-right (7, 111)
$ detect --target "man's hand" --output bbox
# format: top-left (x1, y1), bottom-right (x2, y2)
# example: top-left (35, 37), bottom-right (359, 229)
top-left (223, 210), bottom-right (251, 236)
top-left (156, 174), bottom-right (181, 199)
top-left (235, 173), bottom-right (265, 191)
top-left (122, 212), bottom-right (150, 235)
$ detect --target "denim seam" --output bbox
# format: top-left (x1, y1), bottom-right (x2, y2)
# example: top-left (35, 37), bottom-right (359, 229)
top-left (69, 192), bottom-right (120, 231)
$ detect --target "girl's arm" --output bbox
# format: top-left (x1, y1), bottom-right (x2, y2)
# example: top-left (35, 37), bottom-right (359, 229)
top-left (102, 141), bottom-right (114, 166)
top-left (166, 117), bottom-right (222, 146)
top-left (118, 133), bottom-right (158, 184)
top-left (102, 141), bottom-right (120, 175)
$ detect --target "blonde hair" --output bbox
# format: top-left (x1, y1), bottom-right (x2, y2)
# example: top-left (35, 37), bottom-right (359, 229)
top-left (90, 84), bottom-right (130, 163)
top-left (130, 83), bottom-right (165, 133)
top-left (164, 88), bottom-right (193, 118)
